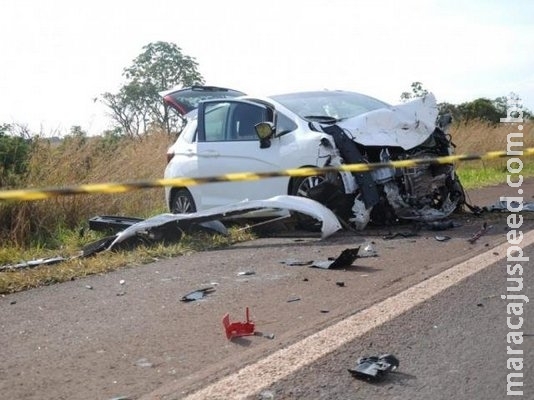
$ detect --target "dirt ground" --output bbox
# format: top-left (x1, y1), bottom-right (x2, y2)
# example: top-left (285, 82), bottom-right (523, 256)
top-left (1, 180), bottom-right (533, 400)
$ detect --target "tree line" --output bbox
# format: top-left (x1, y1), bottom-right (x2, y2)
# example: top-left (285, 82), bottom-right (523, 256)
top-left (1, 42), bottom-right (532, 188)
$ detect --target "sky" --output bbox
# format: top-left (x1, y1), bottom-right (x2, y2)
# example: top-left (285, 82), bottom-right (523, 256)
top-left (1, 0), bottom-right (533, 136)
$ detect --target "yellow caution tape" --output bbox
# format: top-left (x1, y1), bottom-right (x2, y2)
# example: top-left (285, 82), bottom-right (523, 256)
top-left (1, 148), bottom-right (533, 202)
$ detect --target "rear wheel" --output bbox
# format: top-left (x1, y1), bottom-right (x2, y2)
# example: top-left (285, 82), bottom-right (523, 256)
top-left (170, 188), bottom-right (197, 214)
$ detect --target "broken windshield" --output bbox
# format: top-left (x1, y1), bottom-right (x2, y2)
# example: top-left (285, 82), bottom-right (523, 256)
top-left (271, 91), bottom-right (389, 121)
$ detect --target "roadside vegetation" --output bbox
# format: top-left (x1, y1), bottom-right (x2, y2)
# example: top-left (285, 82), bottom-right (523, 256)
top-left (0, 42), bottom-right (532, 294)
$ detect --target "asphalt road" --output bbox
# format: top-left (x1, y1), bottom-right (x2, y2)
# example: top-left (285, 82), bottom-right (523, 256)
top-left (1, 181), bottom-right (533, 400)
top-left (237, 243), bottom-right (534, 400)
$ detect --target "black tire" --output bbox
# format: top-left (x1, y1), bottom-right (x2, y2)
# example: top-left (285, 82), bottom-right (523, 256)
top-left (170, 188), bottom-right (197, 214)
top-left (289, 175), bottom-right (326, 231)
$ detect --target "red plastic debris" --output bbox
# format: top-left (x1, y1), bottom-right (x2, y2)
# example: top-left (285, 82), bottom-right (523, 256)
top-left (222, 307), bottom-right (255, 339)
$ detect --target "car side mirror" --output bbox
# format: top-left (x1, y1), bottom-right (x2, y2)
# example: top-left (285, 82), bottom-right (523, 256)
top-left (255, 122), bottom-right (275, 149)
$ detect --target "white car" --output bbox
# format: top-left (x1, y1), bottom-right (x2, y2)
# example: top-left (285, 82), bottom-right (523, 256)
top-left (161, 85), bottom-right (464, 228)
top-left (162, 85), bottom-right (388, 214)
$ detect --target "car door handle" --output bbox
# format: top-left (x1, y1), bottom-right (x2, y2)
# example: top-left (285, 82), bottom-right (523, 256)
top-left (198, 150), bottom-right (220, 157)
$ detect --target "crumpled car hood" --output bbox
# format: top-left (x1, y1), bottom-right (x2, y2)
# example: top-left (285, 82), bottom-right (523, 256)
top-left (337, 93), bottom-right (439, 150)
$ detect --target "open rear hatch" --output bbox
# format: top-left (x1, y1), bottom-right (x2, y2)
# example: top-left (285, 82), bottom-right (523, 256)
top-left (160, 85), bottom-right (246, 115)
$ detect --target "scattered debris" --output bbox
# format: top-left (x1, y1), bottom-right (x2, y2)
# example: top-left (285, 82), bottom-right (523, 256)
top-left (135, 358), bottom-right (154, 368)
top-left (382, 231), bottom-right (419, 240)
top-left (181, 287), bottom-right (215, 302)
top-left (222, 307), bottom-right (255, 339)
top-left (424, 220), bottom-right (460, 231)
top-left (311, 247), bottom-right (360, 269)
top-left (237, 271), bottom-right (256, 276)
top-left (358, 243), bottom-right (378, 257)
top-left (348, 354), bottom-right (400, 381)
top-left (85, 285), bottom-right (93, 290)
top-left (320, 309), bottom-right (330, 313)
top-left (280, 259), bottom-right (313, 266)
top-left (0, 256), bottom-right (68, 272)
top-left (336, 281), bottom-right (345, 287)
top-left (435, 235), bottom-right (451, 242)
top-left (484, 199), bottom-right (534, 212)
top-left (287, 297), bottom-right (301, 303)
top-left (254, 331), bottom-right (275, 340)
top-left (119, 279), bottom-right (125, 285)
top-left (468, 222), bottom-right (492, 244)
top-left (9, 300), bottom-right (16, 305)
top-left (116, 291), bottom-right (126, 297)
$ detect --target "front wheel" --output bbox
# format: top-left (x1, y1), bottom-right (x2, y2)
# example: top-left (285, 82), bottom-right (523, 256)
top-left (170, 188), bottom-right (197, 214)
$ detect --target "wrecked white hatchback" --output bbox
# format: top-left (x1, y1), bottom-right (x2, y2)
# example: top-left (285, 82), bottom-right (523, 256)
top-left (162, 86), bottom-right (465, 229)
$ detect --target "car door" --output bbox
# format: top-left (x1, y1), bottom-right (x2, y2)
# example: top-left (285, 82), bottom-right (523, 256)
top-left (195, 100), bottom-right (288, 208)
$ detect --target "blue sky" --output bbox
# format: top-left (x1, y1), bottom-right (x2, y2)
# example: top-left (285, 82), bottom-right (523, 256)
top-left (1, 0), bottom-right (532, 135)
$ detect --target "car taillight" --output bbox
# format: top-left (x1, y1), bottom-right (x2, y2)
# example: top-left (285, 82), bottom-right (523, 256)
top-left (166, 152), bottom-right (175, 164)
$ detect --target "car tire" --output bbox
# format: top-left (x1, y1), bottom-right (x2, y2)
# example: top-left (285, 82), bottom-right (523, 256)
top-left (170, 188), bottom-right (197, 214)
top-left (289, 176), bottom-right (326, 231)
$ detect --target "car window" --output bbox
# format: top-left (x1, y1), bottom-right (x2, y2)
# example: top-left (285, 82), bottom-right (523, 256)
top-left (276, 112), bottom-right (297, 134)
top-left (204, 103), bottom-right (231, 141)
top-left (201, 102), bottom-right (268, 142)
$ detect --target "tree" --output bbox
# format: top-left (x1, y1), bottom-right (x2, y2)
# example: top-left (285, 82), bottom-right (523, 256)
top-left (0, 123), bottom-right (33, 187)
top-left (400, 81), bottom-right (429, 102)
top-left (102, 41), bottom-right (205, 136)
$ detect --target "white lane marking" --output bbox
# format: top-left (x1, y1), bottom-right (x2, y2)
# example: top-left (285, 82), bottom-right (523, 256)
top-left (153, 230), bottom-right (534, 400)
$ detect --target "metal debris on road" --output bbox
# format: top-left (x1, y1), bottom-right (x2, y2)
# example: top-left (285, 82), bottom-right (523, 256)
top-left (180, 287), bottom-right (215, 302)
top-left (237, 271), bottom-right (256, 276)
top-left (348, 354), bottom-right (400, 381)
top-left (468, 222), bottom-right (492, 244)
top-left (358, 243), bottom-right (377, 257)
top-left (222, 307), bottom-right (255, 340)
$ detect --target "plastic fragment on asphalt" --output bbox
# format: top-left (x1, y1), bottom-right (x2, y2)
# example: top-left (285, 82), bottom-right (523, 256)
top-left (181, 287), bottom-right (215, 302)
top-left (435, 235), bottom-right (451, 242)
top-left (222, 307), bottom-right (255, 339)
top-left (348, 354), bottom-right (400, 381)
top-left (311, 247), bottom-right (360, 269)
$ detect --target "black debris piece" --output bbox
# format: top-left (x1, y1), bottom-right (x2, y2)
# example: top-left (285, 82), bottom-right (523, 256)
top-left (424, 220), bottom-right (461, 231)
top-left (336, 281), bottom-right (345, 287)
top-left (468, 222), bottom-right (492, 244)
top-left (181, 287), bottom-right (216, 302)
top-left (287, 297), bottom-right (301, 303)
top-left (89, 215), bottom-right (144, 233)
top-left (348, 354), bottom-right (400, 381)
top-left (311, 247), bottom-right (360, 269)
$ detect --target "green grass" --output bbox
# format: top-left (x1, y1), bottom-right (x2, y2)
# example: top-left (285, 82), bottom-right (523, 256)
top-left (0, 228), bottom-right (255, 295)
top-left (457, 160), bottom-right (534, 189)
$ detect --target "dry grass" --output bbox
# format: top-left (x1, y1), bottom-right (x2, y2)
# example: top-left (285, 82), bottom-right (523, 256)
top-left (0, 120), bottom-right (532, 293)
top-left (1, 129), bottom-right (174, 245)
top-left (450, 120), bottom-right (534, 188)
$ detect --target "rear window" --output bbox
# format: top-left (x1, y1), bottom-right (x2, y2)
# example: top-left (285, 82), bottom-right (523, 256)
top-left (165, 86), bottom-right (245, 114)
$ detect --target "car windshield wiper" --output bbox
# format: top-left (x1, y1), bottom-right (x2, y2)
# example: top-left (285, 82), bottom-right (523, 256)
top-left (303, 115), bottom-right (339, 124)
